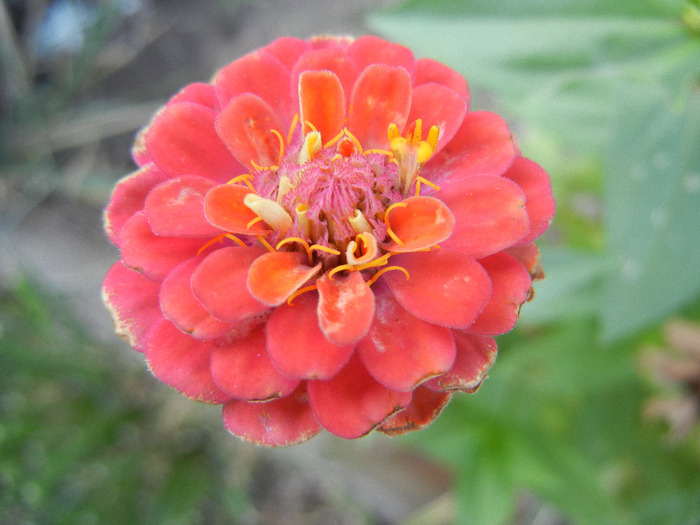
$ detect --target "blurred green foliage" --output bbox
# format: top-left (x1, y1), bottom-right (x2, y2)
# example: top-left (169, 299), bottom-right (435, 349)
top-left (371, 0), bottom-right (700, 523)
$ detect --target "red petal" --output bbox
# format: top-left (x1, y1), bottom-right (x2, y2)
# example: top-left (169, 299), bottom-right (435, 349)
top-left (422, 111), bottom-right (518, 184)
top-left (415, 58), bottom-right (469, 104)
top-left (191, 246), bottom-right (269, 323)
top-left (216, 94), bottom-right (284, 169)
top-left (102, 262), bottom-right (162, 352)
top-left (383, 196), bottom-right (455, 252)
top-left (299, 70), bottom-right (346, 140)
top-left (469, 252), bottom-right (532, 335)
top-left (145, 102), bottom-right (243, 182)
top-left (144, 175), bottom-right (222, 237)
top-left (347, 36), bottom-right (415, 80)
top-left (383, 249), bottom-right (492, 329)
top-left (203, 183), bottom-right (270, 234)
top-left (222, 384), bottom-right (321, 447)
top-left (119, 212), bottom-right (204, 281)
top-left (215, 51), bottom-right (292, 120)
top-left (264, 37), bottom-right (310, 70)
top-left (145, 318), bottom-right (231, 404)
top-left (307, 354), bottom-right (412, 439)
top-left (159, 256), bottom-right (234, 340)
top-left (378, 386), bottom-right (453, 436)
top-left (503, 157), bottom-right (555, 244)
top-left (168, 82), bottom-right (220, 111)
top-left (291, 47), bottom-right (359, 108)
top-left (317, 272), bottom-right (375, 346)
top-left (406, 83), bottom-right (467, 154)
top-left (347, 64), bottom-right (412, 150)
top-left (104, 164), bottom-right (167, 246)
top-left (247, 251), bottom-right (320, 306)
top-left (426, 332), bottom-right (497, 393)
top-left (440, 175), bottom-right (529, 259)
top-left (357, 286), bottom-right (456, 391)
top-left (210, 325), bottom-right (299, 401)
top-left (266, 292), bottom-right (354, 380)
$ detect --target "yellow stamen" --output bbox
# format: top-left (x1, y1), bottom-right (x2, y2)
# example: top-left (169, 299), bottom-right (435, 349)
top-left (298, 130), bottom-right (322, 164)
top-left (328, 264), bottom-right (354, 280)
top-left (228, 174), bottom-right (256, 191)
top-left (387, 123), bottom-right (400, 142)
top-left (270, 128), bottom-right (285, 165)
top-left (384, 202), bottom-right (408, 246)
top-left (323, 128), bottom-right (346, 149)
top-left (355, 252), bottom-right (392, 271)
top-left (197, 232), bottom-right (246, 254)
top-left (304, 120), bottom-right (318, 132)
top-left (256, 235), bottom-right (275, 253)
top-left (286, 284), bottom-right (318, 306)
top-left (366, 266), bottom-right (410, 287)
top-left (277, 236), bottom-right (313, 264)
top-left (343, 128), bottom-right (363, 154)
top-left (287, 113), bottom-right (299, 144)
top-left (364, 148), bottom-right (393, 157)
top-left (348, 209), bottom-right (372, 234)
top-left (412, 119), bottom-right (423, 146)
top-left (244, 194), bottom-right (293, 233)
top-left (415, 176), bottom-right (441, 196)
top-left (296, 204), bottom-right (310, 238)
top-left (246, 216), bottom-right (264, 229)
top-left (310, 244), bottom-right (341, 256)
top-left (426, 125), bottom-right (439, 152)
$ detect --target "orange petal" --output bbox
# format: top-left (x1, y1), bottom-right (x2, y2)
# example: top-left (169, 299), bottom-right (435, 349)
top-left (317, 271), bottom-right (375, 346)
top-left (247, 251), bottom-right (321, 306)
top-left (378, 386), bottom-right (453, 436)
top-left (383, 196), bottom-right (455, 252)
top-left (204, 184), bottom-right (270, 234)
top-left (299, 70), bottom-right (346, 140)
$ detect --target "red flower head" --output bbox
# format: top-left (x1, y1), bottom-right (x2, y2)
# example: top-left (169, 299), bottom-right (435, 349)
top-left (103, 35), bottom-right (554, 446)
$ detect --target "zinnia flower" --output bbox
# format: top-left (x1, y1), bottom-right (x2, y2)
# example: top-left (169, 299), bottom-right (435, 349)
top-left (102, 35), bottom-right (554, 446)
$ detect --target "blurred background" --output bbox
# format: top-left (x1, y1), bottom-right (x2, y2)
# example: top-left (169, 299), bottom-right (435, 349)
top-left (1, 0), bottom-right (699, 524)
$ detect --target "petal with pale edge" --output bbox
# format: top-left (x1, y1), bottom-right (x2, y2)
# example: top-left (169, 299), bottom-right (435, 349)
top-left (415, 58), bottom-right (469, 103)
top-left (215, 51), bottom-right (292, 119)
top-left (119, 212), bottom-right (204, 282)
top-left (347, 64), bottom-right (412, 150)
top-left (216, 94), bottom-right (284, 169)
top-left (383, 249), bottom-right (492, 329)
top-left (247, 251), bottom-right (321, 306)
top-left (425, 332), bottom-right (497, 393)
top-left (469, 252), bottom-right (532, 335)
top-left (266, 292), bottom-right (354, 380)
top-left (159, 256), bottom-right (234, 340)
top-left (406, 83), bottom-right (466, 154)
top-left (191, 246), bottom-right (269, 323)
top-left (357, 286), bottom-right (456, 391)
top-left (308, 354), bottom-right (412, 439)
top-left (104, 164), bottom-right (167, 246)
top-left (440, 175), bottom-right (529, 259)
top-left (347, 36), bottom-right (415, 80)
top-left (211, 325), bottom-right (299, 401)
top-left (379, 386), bottom-right (453, 436)
top-left (422, 111), bottom-right (517, 184)
top-left (383, 196), bottom-right (455, 252)
top-left (145, 319), bottom-right (231, 404)
top-left (299, 70), bottom-right (346, 140)
top-left (204, 183), bottom-right (270, 234)
top-left (503, 156), bottom-right (555, 245)
top-left (317, 271), bottom-right (375, 346)
top-left (102, 262), bottom-right (162, 352)
top-left (145, 102), bottom-right (243, 182)
top-left (223, 384), bottom-right (321, 447)
top-left (145, 176), bottom-right (222, 237)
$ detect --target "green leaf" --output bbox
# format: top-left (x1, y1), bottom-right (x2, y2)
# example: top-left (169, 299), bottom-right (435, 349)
top-left (601, 85), bottom-right (700, 340)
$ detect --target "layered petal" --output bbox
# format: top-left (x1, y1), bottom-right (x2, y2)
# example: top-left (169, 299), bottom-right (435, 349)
top-left (383, 196), bottom-right (455, 252)
top-left (307, 354), bottom-right (412, 439)
top-left (119, 212), bottom-right (204, 281)
top-left (263, 37), bottom-right (310, 70)
top-left (159, 256), bottom-right (234, 340)
top-left (291, 46), bottom-right (359, 108)
top-left (347, 36), bottom-right (415, 80)
top-left (145, 319), bottom-right (230, 404)
top-left (266, 292), bottom-right (354, 380)
top-left (357, 286), bottom-right (456, 391)
top-left (415, 58), bottom-right (469, 103)
top-left (144, 175), bottom-right (222, 237)
top-left (406, 83), bottom-right (467, 154)
top-left (440, 174), bottom-right (529, 259)
top-left (145, 102), bottom-right (243, 182)
top-left (299, 70), bottom-right (346, 140)
top-left (211, 325), bottom-right (299, 401)
top-left (426, 332), bottom-right (497, 393)
top-left (316, 271), bottom-right (375, 346)
top-left (247, 251), bottom-right (321, 306)
top-left (223, 384), bottom-right (321, 447)
top-left (347, 64), bottom-right (412, 150)
top-left (191, 246), bottom-right (269, 323)
top-left (204, 183), bottom-right (271, 234)
top-left (383, 249), bottom-right (492, 329)
top-left (104, 164), bottom-right (167, 245)
top-left (378, 386), bottom-right (453, 436)
top-left (469, 252), bottom-right (532, 335)
top-left (102, 262), bottom-right (162, 352)
top-left (168, 82), bottom-right (220, 111)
